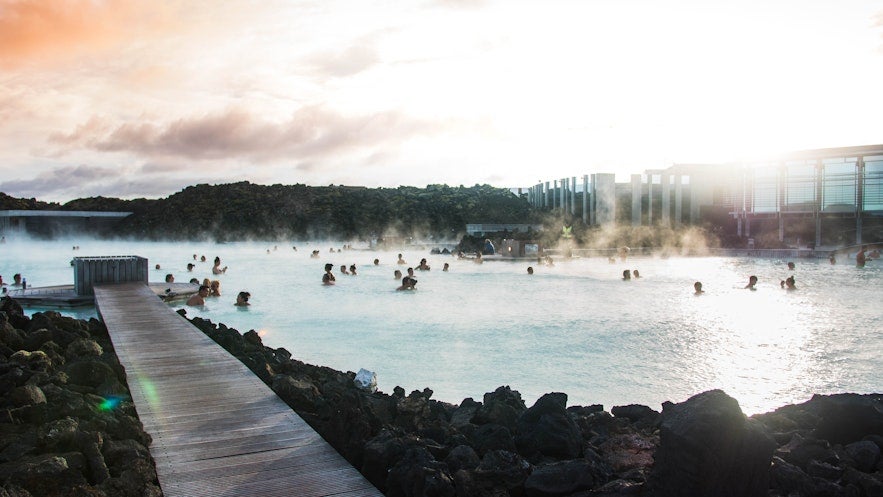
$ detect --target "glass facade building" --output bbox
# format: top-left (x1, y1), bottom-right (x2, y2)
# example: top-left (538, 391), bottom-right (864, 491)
top-left (528, 144), bottom-right (883, 247)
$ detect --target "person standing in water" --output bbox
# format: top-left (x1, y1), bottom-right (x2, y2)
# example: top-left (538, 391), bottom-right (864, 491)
top-left (186, 285), bottom-right (209, 306)
top-left (694, 281), bottom-right (704, 295)
top-left (396, 276), bottom-right (417, 291)
top-left (212, 257), bottom-right (227, 274)
top-left (856, 246), bottom-right (867, 268)
top-left (322, 263), bottom-right (336, 285)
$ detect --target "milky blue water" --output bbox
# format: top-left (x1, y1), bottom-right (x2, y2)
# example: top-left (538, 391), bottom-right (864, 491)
top-left (2, 238), bottom-right (880, 415)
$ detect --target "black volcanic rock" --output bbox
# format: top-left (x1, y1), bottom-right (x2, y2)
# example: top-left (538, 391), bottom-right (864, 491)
top-left (649, 389), bottom-right (776, 497)
top-left (9, 300), bottom-right (880, 497)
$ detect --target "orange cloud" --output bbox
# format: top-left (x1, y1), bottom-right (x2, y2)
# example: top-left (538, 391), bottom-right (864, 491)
top-left (48, 105), bottom-right (447, 166)
top-left (0, 0), bottom-right (175, 66)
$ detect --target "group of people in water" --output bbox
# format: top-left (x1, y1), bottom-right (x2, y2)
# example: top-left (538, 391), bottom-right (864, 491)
top-left (0, 273), bottom-right (25, 293)
top-left (167, 254), bottom-right (250, 308)
top-left (693, 260), bottom-right (804, 295)
top-left (319, 253), bottom-right (460, 291)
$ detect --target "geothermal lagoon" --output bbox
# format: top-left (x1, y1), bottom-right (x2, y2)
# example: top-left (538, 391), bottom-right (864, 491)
top-left (4, 238), bottom-right (881, 415)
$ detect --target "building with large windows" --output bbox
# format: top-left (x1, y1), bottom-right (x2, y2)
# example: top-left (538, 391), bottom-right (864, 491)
top-left (528, 144), bottom-right (883, 247)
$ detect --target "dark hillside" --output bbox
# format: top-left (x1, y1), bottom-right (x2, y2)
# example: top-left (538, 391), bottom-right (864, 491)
top-left (0, 192), bottom-right (58, 210)
top-left (112, 182), bottom-right (536, 241)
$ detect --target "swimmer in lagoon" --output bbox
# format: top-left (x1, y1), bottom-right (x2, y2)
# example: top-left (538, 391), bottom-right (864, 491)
top-left (349, 264), bottom-right (357, 275)
top-left (210, 280), bottom-right (221, 297)
top-left (829, 254), bottom-right (836, 264)
top-left (235, 291), bottom-right (251, 306)
top-left (745, 275), bottom-right (758, 290)
top-left (397, 254), bottom-right (407, 265)
top-left (12, 274), bottom-right (22, 286)
top-left (417, 258), bottom-right (431, 270)
top-left (189, 278), bottom-right (199, 284)
top-left (394, 269), bottom-right (402, 280)
top-left (212, 257), bottom-right (228, 274)
top-left (187, 263), bottom-right (195, 271)
top-left (527, 266), bottom-right (534, 275)
top-left (374, 258), bottom-right (380, 266)
top-left (622, 270), bottom-right (631, 280)
top-left (443, 262), bottom-right (449, 272)
top-left (340, 265), bottom-right (349, 275)
top-left (186, 285), bottom-right (209, 306)
top-left (396, 276), bottom-right (417, 291)
top-left (632, 269), bottom-right (640, 278)
top-left (165, 274), bottom-right (174, 283)
top-left (694, 281), bottom-right (704, 295)
top-left (856, 246), bottom-right (867, 268)
top-left (784, 276), bottom-right (796, 290)
top-left (322, 263), bottom-right (336, 285)
top-left (787, 262), bottom-right (795, 270)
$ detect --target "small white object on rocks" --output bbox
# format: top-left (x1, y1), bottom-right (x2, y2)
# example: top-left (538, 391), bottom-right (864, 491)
top-left (354, 368), bottom-right (377, 393)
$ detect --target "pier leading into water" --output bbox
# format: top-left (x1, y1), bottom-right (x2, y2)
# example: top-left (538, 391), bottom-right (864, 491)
top-left (94, 282), bottom-right (381, 497)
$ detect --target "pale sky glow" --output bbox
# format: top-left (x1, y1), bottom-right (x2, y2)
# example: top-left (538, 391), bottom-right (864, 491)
top-left (1, 0), bottom-right (882, 201)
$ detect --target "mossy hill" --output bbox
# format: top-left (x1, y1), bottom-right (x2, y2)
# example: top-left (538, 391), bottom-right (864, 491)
top-left (1, 182), bottom-right (538, 242)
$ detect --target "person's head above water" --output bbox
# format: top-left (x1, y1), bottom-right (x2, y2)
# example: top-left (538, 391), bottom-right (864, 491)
top-left (324, 263), bottom-right (333, 272)
top-left (694, 281), bottom-right (703, 294)
top-left (745, 275), bottom-right (758, 289)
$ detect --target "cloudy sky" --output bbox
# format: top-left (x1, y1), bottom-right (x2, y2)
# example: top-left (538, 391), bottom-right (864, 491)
top-left (1, 0), bottom-right (882, 202)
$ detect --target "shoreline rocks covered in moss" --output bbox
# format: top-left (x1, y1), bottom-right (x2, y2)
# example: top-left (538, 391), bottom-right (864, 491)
top-left (0, 297), bottom-right (160, 497)
top-left (1, 295), bottom-right (881, 496)
top-left (185, 312), bottom-right (882, 497)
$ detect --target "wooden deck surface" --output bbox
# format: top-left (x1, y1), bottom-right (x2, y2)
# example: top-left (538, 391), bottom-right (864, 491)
top-left (94, 282), bottom-right (382, 497)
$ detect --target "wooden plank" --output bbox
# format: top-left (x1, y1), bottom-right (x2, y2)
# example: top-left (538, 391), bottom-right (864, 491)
top-left (94, 282), bottom-right (381, 497)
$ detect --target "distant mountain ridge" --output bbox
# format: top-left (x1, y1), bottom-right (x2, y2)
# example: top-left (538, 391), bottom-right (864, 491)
top-left (1, 182), bottom-right (537, 241)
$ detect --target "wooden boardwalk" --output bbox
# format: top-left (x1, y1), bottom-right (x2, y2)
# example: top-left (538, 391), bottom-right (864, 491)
top-left (94, 283), bottom-right (382, 497)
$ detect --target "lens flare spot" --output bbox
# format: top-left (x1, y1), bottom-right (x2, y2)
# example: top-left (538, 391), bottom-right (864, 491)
top-left (98, 395), bottom-right (123, 411)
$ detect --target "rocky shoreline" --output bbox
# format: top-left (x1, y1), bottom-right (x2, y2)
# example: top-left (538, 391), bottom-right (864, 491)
top-left (1, 298), bottom-right (881, 497)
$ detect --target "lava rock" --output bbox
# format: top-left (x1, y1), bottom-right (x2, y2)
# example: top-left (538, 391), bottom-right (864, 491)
top-left (649, 389), bottom-right (776, 497)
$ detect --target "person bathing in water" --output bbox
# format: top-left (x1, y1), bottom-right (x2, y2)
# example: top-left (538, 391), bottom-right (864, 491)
top-left (745, 275), bottom-right (758, 290)
top-left (235, 291), bottom-right (251, 306)
top-left (212, 256), bottom-right (228, 274)
top-left (396, 276), bottom-right (417, 291)
top-left (322, 263), bottom-right (336, 285)
top-left (186, 285), bottom-right (209, 306)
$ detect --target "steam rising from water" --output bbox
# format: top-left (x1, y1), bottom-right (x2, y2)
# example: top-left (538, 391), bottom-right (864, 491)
top-left (5, 237), bottom-right (881, 415)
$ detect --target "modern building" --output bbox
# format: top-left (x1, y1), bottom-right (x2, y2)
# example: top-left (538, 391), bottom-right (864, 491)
top-left (0, 210), bottom-right (132, 238)
top-left (528, 144), bottom-right (883, 247)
